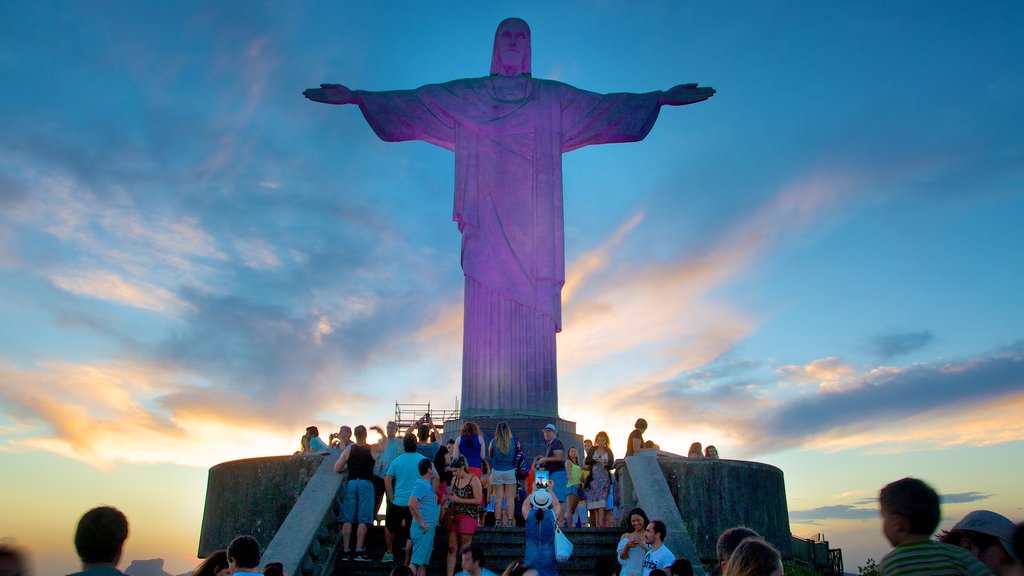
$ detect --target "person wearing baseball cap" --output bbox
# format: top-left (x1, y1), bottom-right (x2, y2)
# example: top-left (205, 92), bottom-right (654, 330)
top-left (939, 510), bottom-right (1019, 576)
top-left (535, 423), bottom-right (566, 513)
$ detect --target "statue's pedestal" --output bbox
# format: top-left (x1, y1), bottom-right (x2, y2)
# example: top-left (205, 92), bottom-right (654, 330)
top-left (442, 415), bottom-right (582, 462)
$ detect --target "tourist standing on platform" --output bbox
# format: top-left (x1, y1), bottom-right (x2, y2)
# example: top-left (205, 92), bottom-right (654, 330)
top-left (70, 506), bottom-right (130, 576)
top-left (436, 438), bottom-right (456, 505)
top-left (489, 422), bottom-right (518, 527)
top-left (687, 443), bottom-right (703, 458)
top-left (641, 521), bottom-right (675, 576)
top-left (705, 445), bottom-right (719, 459)
top-left (386, 434), bottom-right (427, 566)
top-left (522, 485), bottom-right (560, 576)
top-left (303, 426), bottom-right (330, 452)
top-left (409, 458), bottom-right (440, 576)
top-left (618, 508), bottom-right (651, 576)
top-left (626, 419), bottom-right (658, 457)
top-left (585, 431), bottom-right (613, 528)
top-left (453, 421), bottom-right (486, 478)
top-left (335, 425), bottom-right (383, 561)
top-left (722, 538), bottom-right (783, 576)
top-left (447, 455), bottom-right (484, 576)
top-left (375, 421), bottom-right (404, 563)
top-left (535, 424), bottom-right (566, 512)
top-left (330, 425), bottom-right (354, 450)
top-left (416, 414), bottom-right (443, 460)
top-left (564, 446), bottom-right (583, 528)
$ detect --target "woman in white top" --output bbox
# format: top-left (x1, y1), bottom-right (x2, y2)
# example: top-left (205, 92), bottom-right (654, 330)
top-left (617, 507), bottom-right (650, 576)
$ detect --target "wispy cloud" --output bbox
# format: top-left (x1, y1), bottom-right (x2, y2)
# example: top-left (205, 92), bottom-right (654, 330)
top-left (866, 330), bottom-right (935, 359)
top-left (0, 359), bottom-right (347, 468)
top-left (941, 492), bottom-right (994, 504)
top-left (611, 343), bottom-right (1024, 457)
top-left (790, 491), bottom-right (993, 524)
top-left (790, 505), bottom-right (878, 522)
top-left (51, 269), bottom-right (187, 314)
top-left (558, 171), bottom-right (849, 408)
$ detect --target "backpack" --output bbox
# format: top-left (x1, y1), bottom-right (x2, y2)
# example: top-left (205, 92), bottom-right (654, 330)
top-left (512, 435), bottom-right (529, 480)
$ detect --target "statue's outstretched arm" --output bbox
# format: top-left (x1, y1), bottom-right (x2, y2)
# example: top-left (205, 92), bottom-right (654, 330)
top-left (303, 83), bottom-right (363, 105)
top-left (659, 83), bottom-right (716, 106)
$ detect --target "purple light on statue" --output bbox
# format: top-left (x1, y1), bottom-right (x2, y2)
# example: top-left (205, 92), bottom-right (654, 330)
top-left (304, 18), bottom-right (715, 419)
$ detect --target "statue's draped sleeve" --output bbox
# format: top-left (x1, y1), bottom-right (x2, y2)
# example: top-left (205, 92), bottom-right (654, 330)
top-left (355, 87), bottom-right (458, 151)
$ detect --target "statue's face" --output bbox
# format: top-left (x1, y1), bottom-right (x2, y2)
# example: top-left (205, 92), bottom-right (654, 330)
top-left (493, 18), bottom-right (530, 76)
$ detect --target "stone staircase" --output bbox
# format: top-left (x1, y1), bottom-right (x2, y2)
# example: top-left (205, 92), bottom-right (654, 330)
top-left (331, 525), bottom-right (624, 576)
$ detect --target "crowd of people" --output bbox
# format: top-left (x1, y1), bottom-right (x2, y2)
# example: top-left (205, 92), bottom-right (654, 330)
top-left (312, 415), bottom-right (667, 575)
top-left (6, 427), bottom-right (1018, 576)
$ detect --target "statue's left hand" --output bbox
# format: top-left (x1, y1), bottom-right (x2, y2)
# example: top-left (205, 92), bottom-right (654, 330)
top-left (660, 83), bottom-right (716, 106)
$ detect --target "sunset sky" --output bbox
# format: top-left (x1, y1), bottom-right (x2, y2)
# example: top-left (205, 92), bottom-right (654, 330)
top-left (1, 2), bottom-right (1022, 574)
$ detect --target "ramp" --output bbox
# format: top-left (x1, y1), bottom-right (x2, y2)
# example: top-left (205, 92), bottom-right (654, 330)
top-left (624, 452), bottom-right (707, 576)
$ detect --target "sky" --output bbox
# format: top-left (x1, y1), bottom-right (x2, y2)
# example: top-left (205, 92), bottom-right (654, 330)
top-left (1, 1), bottom-right (1022, 574)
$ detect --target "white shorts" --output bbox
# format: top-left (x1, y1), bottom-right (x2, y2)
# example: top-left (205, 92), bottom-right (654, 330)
top-left (490, 468), bottom-right (517, 485)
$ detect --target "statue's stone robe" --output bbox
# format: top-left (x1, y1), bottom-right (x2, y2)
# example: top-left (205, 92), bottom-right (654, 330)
top-left (358, 77), bottom-right (661, 417)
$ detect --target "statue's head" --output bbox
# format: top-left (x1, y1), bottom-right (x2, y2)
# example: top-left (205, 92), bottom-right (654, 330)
top-left (490, 18), bottom-right (531, 77)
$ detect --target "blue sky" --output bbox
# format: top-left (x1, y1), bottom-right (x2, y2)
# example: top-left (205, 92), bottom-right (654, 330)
top-left (1, 2), bottom-right (1022, 574)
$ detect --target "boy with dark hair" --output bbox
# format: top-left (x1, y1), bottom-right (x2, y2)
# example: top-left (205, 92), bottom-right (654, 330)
top-left (669, 558), bottom-right (694, 576)
top-left (71, 506), bottom-right (129, 575)
top-left (878, 477), bottom-right (993, 575)
top-left (456, 543), bottom-right (496, 576)
top-left (227, 535), bottom-right (261, 575)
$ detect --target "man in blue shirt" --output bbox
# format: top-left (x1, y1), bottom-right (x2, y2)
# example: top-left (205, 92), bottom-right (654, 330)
top-left (409, 458), bottom-right (440, 576)
top-left (386, 434), bottom-right (427, 565)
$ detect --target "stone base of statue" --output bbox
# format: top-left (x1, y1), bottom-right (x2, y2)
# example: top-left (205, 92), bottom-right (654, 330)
top-left (442, 414), bottom-right (582, 463)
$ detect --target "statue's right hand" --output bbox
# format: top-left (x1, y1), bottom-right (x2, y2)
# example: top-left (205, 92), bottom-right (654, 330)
top-left (302, 83), bottom-right (361, 105)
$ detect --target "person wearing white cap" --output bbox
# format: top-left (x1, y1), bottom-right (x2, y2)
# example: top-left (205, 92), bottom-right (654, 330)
top-left (939, 510), bottom-right (1020, 576)
top-left (522, 485), bottom-right (561, 576)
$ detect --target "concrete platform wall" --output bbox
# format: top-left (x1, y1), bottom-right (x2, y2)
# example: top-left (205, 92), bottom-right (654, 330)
top-left (198, 454), bottom-right (327, 558)
top-left (617, 456), bottom-right (791, 562)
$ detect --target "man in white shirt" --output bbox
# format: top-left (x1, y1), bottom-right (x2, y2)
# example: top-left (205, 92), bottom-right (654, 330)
top-left (642, 520), bottom-right (675, 576)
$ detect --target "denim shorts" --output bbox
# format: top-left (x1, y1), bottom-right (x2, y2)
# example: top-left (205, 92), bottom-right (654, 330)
top-left (341, 478), bottom-right (375, 524)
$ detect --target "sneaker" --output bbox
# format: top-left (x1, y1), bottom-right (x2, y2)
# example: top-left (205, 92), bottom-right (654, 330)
top-left (342, 550), bottom-right (352, 561)
top-left (506, 519), bottom-right (515, 528)
top-left (381, 552), bottom-right (394, 563)
top-left (354, 552), bottom-right (371, 562)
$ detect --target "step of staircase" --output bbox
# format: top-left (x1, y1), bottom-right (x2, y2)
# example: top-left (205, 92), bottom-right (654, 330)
top-left (331, 526), bottom-right (624, 576)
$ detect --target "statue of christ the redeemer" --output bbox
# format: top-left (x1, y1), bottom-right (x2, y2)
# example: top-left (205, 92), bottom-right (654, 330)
top-left (304, 18), bottom-right (714, 419)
